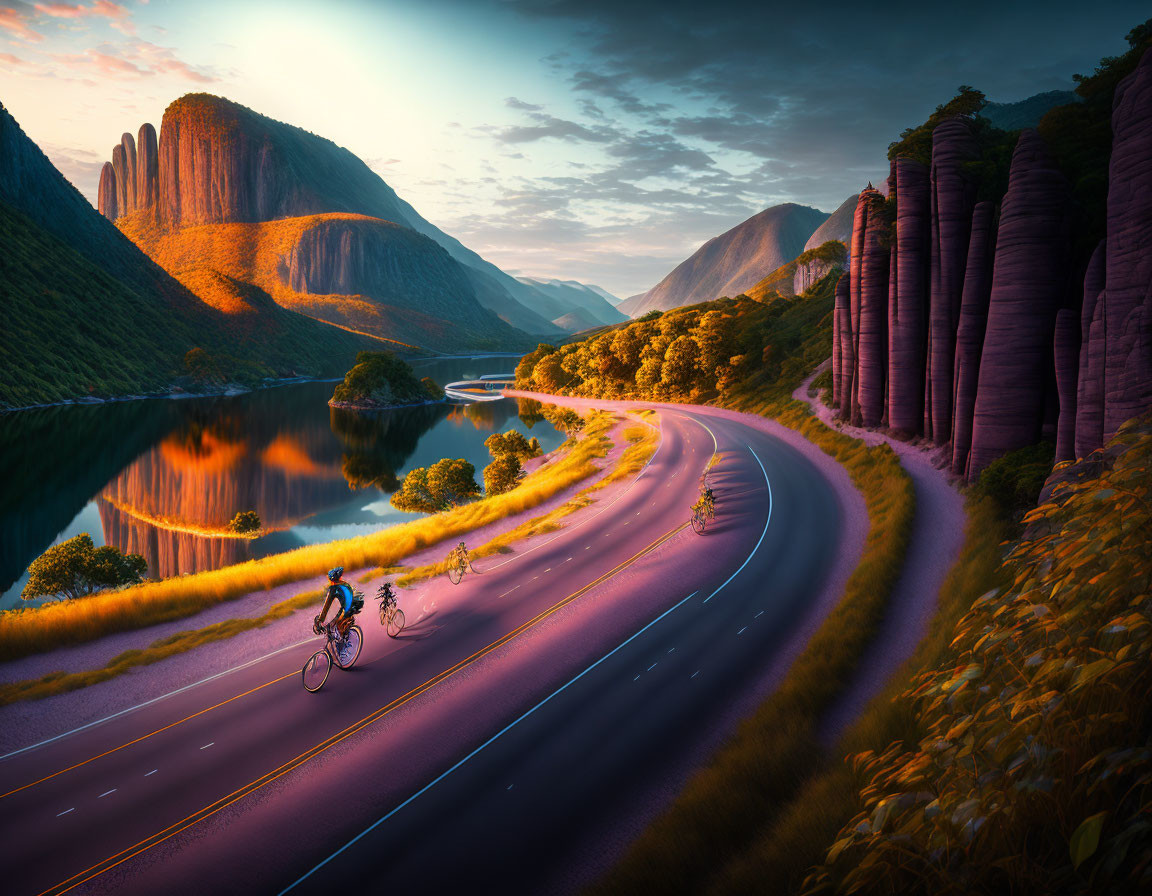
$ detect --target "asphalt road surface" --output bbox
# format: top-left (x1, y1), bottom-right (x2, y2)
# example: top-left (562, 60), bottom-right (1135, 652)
top-left (0, 399), bottom-right (842, 895)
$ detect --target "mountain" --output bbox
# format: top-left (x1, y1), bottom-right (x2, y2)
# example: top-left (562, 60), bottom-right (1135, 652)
top-left (617, 203), bottom-right (829, 317)
top-left (516, 277), bottom-right (626, 329)
top-left (0, 101), bottom-right (377, 409)
top-left (550, 307), bottom-right (607, 333)
top-left (982, 89), bottom-right (1080, 130)
top-left (97, 93), bottom-right (559, 341)
top-left (803, 193), bottom-right (857, 252)
top-left (747, 240), bottom-right (848, 301)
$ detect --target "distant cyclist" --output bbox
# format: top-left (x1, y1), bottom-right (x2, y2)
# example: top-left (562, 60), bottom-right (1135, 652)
top-left (315, 567), bottom-right (356, 637)
top-left (450, 541), bottom-right (470, 567)
top-left (699, 483), bottom-right (716, 517)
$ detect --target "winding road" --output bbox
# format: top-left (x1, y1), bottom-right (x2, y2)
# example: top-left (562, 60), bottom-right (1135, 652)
top-left (0, 398), bottom-right (862, 895)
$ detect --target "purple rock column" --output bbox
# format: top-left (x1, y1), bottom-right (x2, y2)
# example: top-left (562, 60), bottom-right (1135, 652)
top-left (888, 156), bottom-right (931, 437)
top-left (924, 117), bottom-right (979, 443)
top-left (968, 130), bottom-right (1071, 480)
top-left (834, 272), bottom-right (852, 416)
top-left (97, 162), bottom-right (117, 220)
top-left (136, 122), bottom-right (159, 212)
top-left (1053, 308), bottom-right (1081, 462)
top-left (857, 195), bottom-right (890, 427)
top-left (1074, 241), bottom-right (1106, 457)
top-left (950, 201), bottom-right (997, 476)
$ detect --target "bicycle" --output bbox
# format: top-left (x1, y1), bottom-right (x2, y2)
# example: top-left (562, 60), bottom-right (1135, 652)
top-left (377, 582), bottom-right (406, 638)
top-left (302, 594), bottom-right (364, 693)
top-left (691, 496), bottom-right (715, 535)
top-left (446, 548), bottom-right (478, 585)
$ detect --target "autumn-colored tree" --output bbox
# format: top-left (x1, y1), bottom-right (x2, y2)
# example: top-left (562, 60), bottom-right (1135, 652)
top-left (22, 533), bottom-right (147, 600)
top-left (485, 430), bottom-right (541, 460)
top-left (227, 510), bottom-right (261, 533)
top-left (390, 458), bottom-right (480, 513)
top-left (661, 334), bottom-right (700, 390)
top-left (483, 453), bottom-right (524, 495)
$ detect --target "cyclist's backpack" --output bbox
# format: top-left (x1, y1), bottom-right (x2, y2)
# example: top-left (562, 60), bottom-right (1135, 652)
top-left (350, 589), bottom-right (365, 615)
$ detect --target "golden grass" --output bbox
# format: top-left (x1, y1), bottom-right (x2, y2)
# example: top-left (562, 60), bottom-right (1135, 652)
top-left (0, 590), bottom-right (323, 707)
top-left (392, 411), bottom-right (646, 587)
top-left (0, 411), bottom-right (615, 662)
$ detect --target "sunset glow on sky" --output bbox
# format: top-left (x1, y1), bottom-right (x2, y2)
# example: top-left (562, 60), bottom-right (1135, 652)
top-left (1, 0), bottom-right (1147, 295)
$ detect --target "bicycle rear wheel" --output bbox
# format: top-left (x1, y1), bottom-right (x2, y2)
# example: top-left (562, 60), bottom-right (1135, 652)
top-left (334, 625), bottom-right (363, 669)
top-left (386, 608), bottom-right (406, 638)
top-left (691, 509), bottom-right (706, 535)
top-left (448, 564), bottom-right (462, 585)
top-left (302, 650), bottom-right (331, 692)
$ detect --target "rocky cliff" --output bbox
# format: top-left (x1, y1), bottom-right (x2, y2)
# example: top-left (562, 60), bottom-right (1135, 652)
top-left (830, 44), bottom-right (1152, 481)
top-left (96, 93), bottom-right (560, 337)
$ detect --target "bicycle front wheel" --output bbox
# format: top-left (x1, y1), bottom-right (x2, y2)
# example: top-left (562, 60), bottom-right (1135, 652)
top-left (302, 650), bottom-right (331, 692)
top-left (691, 510), bottom-right (706, 535)
top-left (386, 608), bottom-right (406, 638)
top-left (448, 565), bottom-right (463, 585)
top-left (334, 625), bottom-right (363, 669)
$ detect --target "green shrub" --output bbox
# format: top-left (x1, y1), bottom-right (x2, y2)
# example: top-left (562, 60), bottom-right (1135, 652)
top-left (483, 453), bottom-right (523, 496)
top-left (332, 351), bottom-right (440, 406)
top-left (22, 534), bottom-right (146, 600)
top-left (227, 510), bottom-right (261, 534)
top-left (390, 458), bottom-right (480, 512)
top-left (972, 440), bottom-right (1055, 525)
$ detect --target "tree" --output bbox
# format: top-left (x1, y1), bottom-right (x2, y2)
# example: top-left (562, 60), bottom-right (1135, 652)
top-left (661, 334), bottom-right (701, 391)
top-left (228, 510), bottom-right (261, 534)
top-left (332, 351), bottom-right (440, 406)
top-left (637, 310), bottom-right (662, 322)
top-left (390, 458), bottom-right (480, 512)
top-left (484, 453), bottom-right (523, 496)
top-left (515, 343), bottom-right (557, 387)
top-left (485, 430), bottom-right (541, 460)
top-left (22, 533), bottom-right (147, 600)
top-left (543, 406), bottom-right (584, 433)
top-left (183, 347), bottom-right (217, 382)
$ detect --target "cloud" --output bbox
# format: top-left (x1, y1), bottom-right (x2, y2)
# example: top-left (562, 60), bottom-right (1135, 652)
top-left (492, 96), bottom-right (618, 144)
top-left (0, 3), bottom-right (42, 41)
top-left (33, 1), bottom-right (127, 20)
top-left (51, 38), bottom-right (217, 82)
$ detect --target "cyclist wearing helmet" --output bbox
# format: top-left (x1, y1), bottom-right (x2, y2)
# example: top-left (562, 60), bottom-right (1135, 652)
top-left (315, 567), bottom-right (355, 637)
top-left (450, 541), bottom-right (469, 566)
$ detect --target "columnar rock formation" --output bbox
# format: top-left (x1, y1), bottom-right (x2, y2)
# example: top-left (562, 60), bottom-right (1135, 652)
top-left (832, 272), bottom-right (850, 409)
top-left (1074, 243), bottom-right (1107, 458)
top-left (97, 161), bottom-right (117, 221)
top-left (1098, 47), bottom-right (1152, 443)
top-left (924, 118), bottom-right (979, 442)
top-left (967, 130), bottom-right (1071, 476)
top-left (854, 190), bottom-right (891, 426)
top-left (949, 201), bottom-right (997, 476)
top-left (887, 157), bottom-right (930, 436)
top-left (136, 122), bottom-right (159, 211)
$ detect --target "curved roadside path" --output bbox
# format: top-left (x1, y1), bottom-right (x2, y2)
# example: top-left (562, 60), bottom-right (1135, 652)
top-left (791, 363), bottom-right (967, 742)
top-left (0, 397), bottom-right (865, 896)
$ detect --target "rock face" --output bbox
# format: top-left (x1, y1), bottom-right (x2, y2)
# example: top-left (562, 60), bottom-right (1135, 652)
top-left (1053, 308), bottom-right (1081, 462)
top-left (833, 272), bottom-right (851, 411)
top-left (1101, 47), bottom-right (1152, 441)
top-left (97, 162), bottom-right (117, 221)
top-left (119, 133), bottom-right (137, 213)
top-left (925, 117), bottom-right (979, 443)
top-left (950, 201), bottom-right (997, 476)
top-left (136, 123), bottom-right (159, 211)
top-left (887, 156), bottom-right (930, 436)
top-left (1075, 242), bottom-right (1107, 457)
top-left (855, 190), bottom-right (891, 426)
top-left (794, 256), bottom-right (841, 294)
top-left (803, 193), bottom-right (858, 252)
top-left (969, 130), bottom-right (1071, 478)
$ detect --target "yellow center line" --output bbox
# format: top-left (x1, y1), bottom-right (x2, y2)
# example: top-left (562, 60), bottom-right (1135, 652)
top-left (38, 519), bottom-right (689, 896)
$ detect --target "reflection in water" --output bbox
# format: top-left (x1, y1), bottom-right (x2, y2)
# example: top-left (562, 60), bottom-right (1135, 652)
top-left (1, 357), bottom-right (557, 607)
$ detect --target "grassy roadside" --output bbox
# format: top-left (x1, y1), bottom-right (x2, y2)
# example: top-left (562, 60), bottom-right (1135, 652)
top-left (0, 409), bottom-right (613, 662)
top-left (590, 390), bottom-right (915, 895)
top-left (704, 495), bottom-right (1008, 894)
top-left (394, 412), bottom-right (660, 588)
top-left (0, 590), bottom-right (323, 707)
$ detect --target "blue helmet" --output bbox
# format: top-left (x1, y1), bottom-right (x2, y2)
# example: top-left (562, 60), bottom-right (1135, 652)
top-left (327, 567), bottom-right (344, 582)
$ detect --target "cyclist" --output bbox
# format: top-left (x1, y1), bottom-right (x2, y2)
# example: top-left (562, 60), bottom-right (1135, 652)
top-left (697, 482), bottom-right (715, 517)
top-left (449, 541), bottom-right (470, 569)
top-left (315, 567), bottom-right (356, 637)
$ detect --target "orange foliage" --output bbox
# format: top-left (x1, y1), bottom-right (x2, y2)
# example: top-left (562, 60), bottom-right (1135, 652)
top-left (157, 430), bottom-right (247, 473)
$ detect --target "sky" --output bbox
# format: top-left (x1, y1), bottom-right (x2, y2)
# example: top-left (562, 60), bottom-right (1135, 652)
top-left (0, 0), bottom-right (1148, 298)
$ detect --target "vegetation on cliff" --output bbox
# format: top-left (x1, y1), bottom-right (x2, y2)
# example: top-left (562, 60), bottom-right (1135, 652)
top-left (330, 350), bottom-right (443, 409)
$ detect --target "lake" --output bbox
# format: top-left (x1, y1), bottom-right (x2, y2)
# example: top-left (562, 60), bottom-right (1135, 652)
top-left (0, 356), bottom-right (559, 609)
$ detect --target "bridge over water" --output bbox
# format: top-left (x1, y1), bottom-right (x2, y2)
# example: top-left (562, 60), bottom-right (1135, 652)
top-left (444, 373), bottom-right (516, 402)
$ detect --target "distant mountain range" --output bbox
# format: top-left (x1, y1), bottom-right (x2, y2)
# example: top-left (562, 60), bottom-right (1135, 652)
top-left (618, 203), bottom-right (830, 317)
top-left (516, 277), bottom-right (626, 329)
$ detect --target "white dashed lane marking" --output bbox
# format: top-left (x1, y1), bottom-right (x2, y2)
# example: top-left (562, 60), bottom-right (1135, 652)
top-left (145, 769), bottom-right (158, 777)
top-left (647, 662), bottom-right (657, 672)
top-left (56, 808), bottom-right (74, 817)
top-left (98, 789), bottom-right (116, 799)
top-left (691, 670), bottom-right (700, 679)
top-left (737, 627), bottom-right (747, 635)
top-left (499, 585), bottom-right (520, 598)
top-left (200, 742), bottom-right (214, 750)
top-left (755, 610), bottom-right (764, 618)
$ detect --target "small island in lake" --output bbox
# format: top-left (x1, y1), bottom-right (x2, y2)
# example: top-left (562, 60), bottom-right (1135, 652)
top-left (329, 351), bottom-right (445, 410)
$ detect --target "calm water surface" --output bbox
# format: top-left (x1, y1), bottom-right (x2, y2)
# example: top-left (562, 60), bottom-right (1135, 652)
top-left (0, 356), bottom-right (560, 609)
